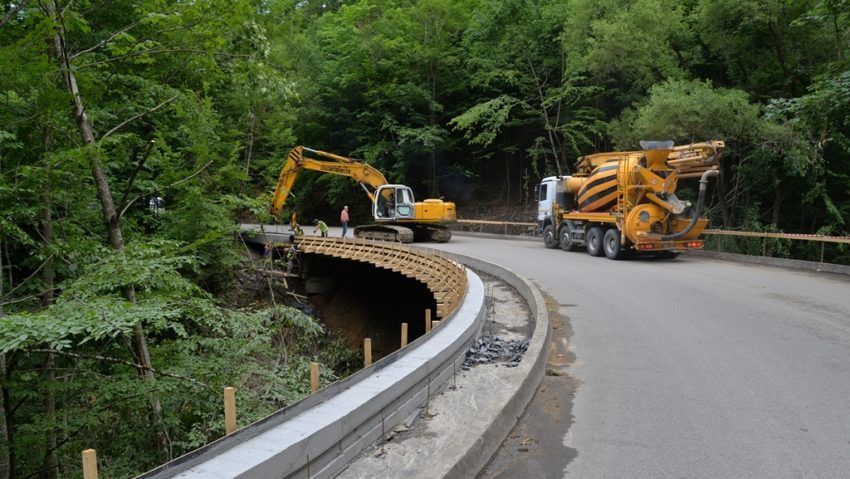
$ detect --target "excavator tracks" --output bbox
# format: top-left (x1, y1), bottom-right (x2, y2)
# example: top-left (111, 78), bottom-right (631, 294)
top-left (353, 224), bottom-right (416, 243)
top-left (409, 224), bottom-right (452, 243)
top-left (352, 223), bottom-right (453, 244)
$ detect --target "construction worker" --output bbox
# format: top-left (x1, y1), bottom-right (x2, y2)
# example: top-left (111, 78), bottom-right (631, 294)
top-left (262, 242), bottom-right (272, 270)
top-left (286, 244), bottom-right (299, 275)
top-left (340, 205), bottom-right (349, 238)
top-left (313, 219), bottom-right (328, 237)
top-left (292, 223), bottom-right (304, 237)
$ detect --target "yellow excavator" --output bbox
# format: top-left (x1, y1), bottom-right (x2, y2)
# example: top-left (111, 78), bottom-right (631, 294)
top-left (270, 146), bottom-right (456, 243)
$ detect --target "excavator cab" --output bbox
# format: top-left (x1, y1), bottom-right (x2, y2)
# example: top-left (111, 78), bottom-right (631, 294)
top-left (374, 184), bottom-right (415, 221)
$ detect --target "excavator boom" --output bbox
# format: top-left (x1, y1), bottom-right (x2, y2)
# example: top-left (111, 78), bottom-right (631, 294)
top-left (271, 146), bottom-right (389, 217)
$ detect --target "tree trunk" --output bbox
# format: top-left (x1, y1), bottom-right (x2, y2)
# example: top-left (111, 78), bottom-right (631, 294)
top-left (504, 154), bottom-right (510, 204)
top-left (526, 56), bottom-right (563, 176)
top-left (0, 129), bottom-right (11, 479)
top-left (0, 354), bottom-right (9, 479)
top-left (768, 20), bottom-right (794, 96)
top-left (41, 134), bottom-right (58, 479)
top-left (48, 0), bottom-right (167, 456)
top-left (238, 109), bottom-right (256, 197)
top-left (427, 61), bottom-right (440, 198)
top-left (716, 164), bottom-right (731, 227)
top-left (0, 237), bottom-right (12, 479)
top-left (3, 241), bottom-right (9, 292)
top-left (771, 178), bottom-right (782, 227)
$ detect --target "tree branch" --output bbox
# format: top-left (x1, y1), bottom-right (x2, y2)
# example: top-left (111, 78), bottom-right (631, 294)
top-left (117, 140), bottom-right (156, 219)
top-left (0, 0), bottom-right (27, 28)
top-left (0, 254), bottom-right (54, 302)
top-left (26, 348), bottom-right (211, 389)
top-left (69, 20), bottom-right (140, 59)
top-left (100, 96), bottom-right (177, 141)
top-left (77, 49), bottom-right (252, 70)
top-left (119, 159), bottom-right (214, 218)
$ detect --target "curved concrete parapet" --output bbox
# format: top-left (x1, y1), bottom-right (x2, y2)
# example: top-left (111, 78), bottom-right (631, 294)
top-left (427, 251), bottom-right (552, 478)
top-left (138, 267), bottom-right (485, 479)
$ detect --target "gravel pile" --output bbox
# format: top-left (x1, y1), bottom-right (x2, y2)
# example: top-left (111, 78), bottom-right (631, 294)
top-left (462, 335), bottom-right (529, 370)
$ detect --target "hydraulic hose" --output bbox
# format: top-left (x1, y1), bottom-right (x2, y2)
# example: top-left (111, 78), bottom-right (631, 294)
top-left (650, 168), bottom-right (719, 241)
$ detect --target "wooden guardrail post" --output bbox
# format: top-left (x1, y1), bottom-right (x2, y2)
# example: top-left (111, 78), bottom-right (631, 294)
top-left (82, 449), bottom-right (98, 479)
top-left (224, 387), bottom-right (236, 435)
top-left (310, 362), bottom-right (319, 393)
top-left (425, 309), bottom-right (432, 333)
top-left (364, 338), bottom-right (372, 367)
top-left (401, 323), bottom-right (408, 347)
top-left (432, 320), bottom-right (440, 329)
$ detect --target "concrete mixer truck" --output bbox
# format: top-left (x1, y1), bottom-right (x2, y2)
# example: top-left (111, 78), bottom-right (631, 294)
top-left (537, 140), bottom-right (724, 259)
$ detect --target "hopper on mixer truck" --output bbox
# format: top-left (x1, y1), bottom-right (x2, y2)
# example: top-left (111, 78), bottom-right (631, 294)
top-left (537, 140), bottom-right (724, 259)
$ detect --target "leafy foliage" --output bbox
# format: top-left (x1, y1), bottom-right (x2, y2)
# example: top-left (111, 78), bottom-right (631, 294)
top-left (2, 0), bottom-right (850, 476)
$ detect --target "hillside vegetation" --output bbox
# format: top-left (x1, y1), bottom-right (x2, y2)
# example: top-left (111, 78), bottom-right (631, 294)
top-left (1, 0), bottom-right (849, 477)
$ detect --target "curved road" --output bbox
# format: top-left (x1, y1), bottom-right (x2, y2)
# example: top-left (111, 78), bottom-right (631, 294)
top-left (433, 234), bottom-right (850, 479)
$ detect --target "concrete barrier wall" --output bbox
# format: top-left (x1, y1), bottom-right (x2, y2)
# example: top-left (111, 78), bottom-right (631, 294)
top-left (451, 230), bottom-right (850, 276)
top-left (139, 244), bottom-right (554, 479)
top-left (433, 252), bottom-right (552, 479)
top-left (139, 269), bottom-right (485, 479)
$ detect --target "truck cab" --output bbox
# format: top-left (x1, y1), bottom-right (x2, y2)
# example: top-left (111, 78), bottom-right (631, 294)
top-left (537, 176), bottom-right (561, 233)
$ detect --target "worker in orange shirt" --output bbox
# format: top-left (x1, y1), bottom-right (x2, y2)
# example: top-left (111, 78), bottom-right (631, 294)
top-left (340, 205), bottom-right (350, 238)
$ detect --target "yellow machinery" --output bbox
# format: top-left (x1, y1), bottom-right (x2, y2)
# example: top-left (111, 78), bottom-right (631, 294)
top-left (270, 146), bottom-right (456, 243)
top-left (537, 140), bottom-right (724, 259)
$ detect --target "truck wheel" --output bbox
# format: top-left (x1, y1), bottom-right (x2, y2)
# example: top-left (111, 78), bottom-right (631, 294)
top-left (586, 226), bottom-right (604, 256)
top-left (559, 225), bottom-right (577, 251)
top-left (543, 224), bottom-right (558, 249)
top-left (603, 228), bottom-right (624, 260)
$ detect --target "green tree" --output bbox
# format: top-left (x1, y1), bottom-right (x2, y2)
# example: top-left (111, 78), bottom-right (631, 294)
top-left (451, 0), bottom-right (601, 206)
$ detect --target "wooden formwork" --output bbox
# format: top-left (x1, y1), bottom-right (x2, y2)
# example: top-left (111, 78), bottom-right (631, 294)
top-left (296, 237), bottom-right (468, 319)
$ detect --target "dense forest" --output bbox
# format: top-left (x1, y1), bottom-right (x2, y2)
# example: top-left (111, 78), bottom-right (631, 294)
top-left (1, 0), bottom-right (848, 477)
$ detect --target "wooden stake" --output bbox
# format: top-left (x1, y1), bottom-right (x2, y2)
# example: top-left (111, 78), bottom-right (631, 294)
top-left (432, 320), bottom-right (440, 329)
top-left (425, 309), bottom-right (432, 333)
top-left (364, 338), bottom-right (372, 367)
top-left (224, 387), bottom-right (236, 435)
top-left (401, 323), bottom-right (408, 348)
top-left (82, 449), bottom-right (98, 479)
top-left (310, 362), bottom-right (319, 393)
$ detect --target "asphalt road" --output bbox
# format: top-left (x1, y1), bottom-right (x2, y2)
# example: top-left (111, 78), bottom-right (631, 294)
top-left (432, 234), bottom-right (850, 479)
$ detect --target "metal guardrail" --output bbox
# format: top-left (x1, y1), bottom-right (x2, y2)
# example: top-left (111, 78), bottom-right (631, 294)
top-left (456, 219), bottom-right (538, 236)
top-left (703, 229), bottom-right (850, 244)
top-left (456, 219), bottom-right (850, 244)
top-left (702, 229), bottom-right (850, 264)
top-left (456, 219), bottom-right (849, 263)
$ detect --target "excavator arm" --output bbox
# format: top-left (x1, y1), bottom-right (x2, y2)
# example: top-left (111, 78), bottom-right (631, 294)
top-left (270, 146), bottom-right (389, 217)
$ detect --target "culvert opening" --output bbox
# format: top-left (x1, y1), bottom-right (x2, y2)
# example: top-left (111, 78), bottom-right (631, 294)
top-left (301, 253), bottom-right (437, 361)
